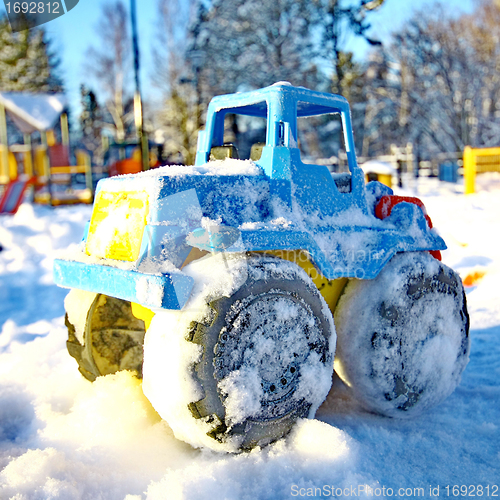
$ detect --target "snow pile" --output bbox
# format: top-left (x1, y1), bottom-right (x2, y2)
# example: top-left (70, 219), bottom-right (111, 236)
top-left (0, 178), bottom-right (499, 498)
top-left (124, 159), bottom-right (264, 180)
top-left (0, 203), bottom-right (92, 330)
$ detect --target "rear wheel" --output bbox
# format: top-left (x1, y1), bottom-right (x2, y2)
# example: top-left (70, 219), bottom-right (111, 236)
top-left (66, 293), bottom-right (146, 382)
top-left (142, 254), bottom-right (336, 452)
top-left (334, 252), bottom-right (469, 417)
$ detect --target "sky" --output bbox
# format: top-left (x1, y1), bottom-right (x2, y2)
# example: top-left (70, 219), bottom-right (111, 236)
top-left (0, 0), bottom-right (475, 126)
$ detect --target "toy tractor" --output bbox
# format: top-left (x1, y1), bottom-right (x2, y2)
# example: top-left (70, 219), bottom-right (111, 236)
top-left (54, 83), bottom-right (469, 452)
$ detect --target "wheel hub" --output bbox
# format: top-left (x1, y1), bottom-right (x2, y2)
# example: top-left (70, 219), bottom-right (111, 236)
top-left (214, 291), bottom-right (324, 420)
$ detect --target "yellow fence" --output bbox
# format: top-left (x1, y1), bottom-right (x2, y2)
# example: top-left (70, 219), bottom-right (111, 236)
top-left (463, 146), bottom-right (500, 194)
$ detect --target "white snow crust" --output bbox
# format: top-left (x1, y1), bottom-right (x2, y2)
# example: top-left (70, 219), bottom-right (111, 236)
top-left (218, 366), bottom-right (265, 426)
top-left (119, 159), bottom-right (263, 180)
top-left (0, 92), bottom-right (67, 134)
top-left (0, 177), bottom-right (499, 498)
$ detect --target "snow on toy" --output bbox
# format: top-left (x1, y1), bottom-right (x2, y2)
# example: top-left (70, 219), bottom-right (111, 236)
top-left (53, 83), bottom-right (469, 452)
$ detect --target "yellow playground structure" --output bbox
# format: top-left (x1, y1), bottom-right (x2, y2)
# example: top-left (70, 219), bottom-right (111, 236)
top-left (0, 92), bottom-right (93, 209)
top-left (463, 146), bottom-right (500, 194)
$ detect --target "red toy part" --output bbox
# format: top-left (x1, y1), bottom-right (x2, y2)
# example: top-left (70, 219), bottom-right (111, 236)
top-left (0, 177), bottom-right (35, 215)
top-left (375, 195), bottom-right (441, 261)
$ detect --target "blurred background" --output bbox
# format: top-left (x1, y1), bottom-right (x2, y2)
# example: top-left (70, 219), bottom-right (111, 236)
top-left (2, 0), bottom-right (499, 200)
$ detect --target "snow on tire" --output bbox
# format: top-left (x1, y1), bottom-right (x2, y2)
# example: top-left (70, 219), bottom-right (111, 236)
top-left (334, 251), bottom-right (470, 418)
top-left (142, 253), bottom-right (336, 452)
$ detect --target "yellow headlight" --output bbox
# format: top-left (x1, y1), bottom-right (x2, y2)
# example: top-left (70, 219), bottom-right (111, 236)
top-left (86, 190), bottom-right (149, 262)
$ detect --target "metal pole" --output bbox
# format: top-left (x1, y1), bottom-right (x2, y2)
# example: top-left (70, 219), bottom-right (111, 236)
top-left (23, 133), bottom-right (33, 177)
top-left (130, 0), bottom-right (149, 172)
top-left (60, 112), bottom-right (70, 147)
top-left (0, 103), bottom-right (9, 183)
top-left (41, 130), bottom-right (52, 205)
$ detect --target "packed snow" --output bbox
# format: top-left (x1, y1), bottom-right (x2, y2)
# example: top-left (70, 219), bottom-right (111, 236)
top-left (119, 159), bottom-right (264, 180)
top-left (0, 176), bottom-right (499, 498)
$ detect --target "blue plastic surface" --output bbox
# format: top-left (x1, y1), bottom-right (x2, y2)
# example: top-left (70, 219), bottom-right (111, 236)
top-left (439, 163), bottom-right (458, 183)
top-left (53, 258), bottom-right (194, 310)
top-left (54, 83), bottom-right (446, 311)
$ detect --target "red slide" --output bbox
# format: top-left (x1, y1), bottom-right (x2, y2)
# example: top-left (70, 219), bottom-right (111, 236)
top-left (0, 177), bottom-right (35, 215)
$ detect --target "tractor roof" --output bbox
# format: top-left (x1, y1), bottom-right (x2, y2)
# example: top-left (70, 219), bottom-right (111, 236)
top-left (208, 82), bottom-right (350, 118)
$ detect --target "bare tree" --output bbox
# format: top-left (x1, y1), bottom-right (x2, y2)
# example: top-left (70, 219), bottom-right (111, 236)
top-left (152, 0), bottom-right (200, 164)
top-left (187, 0), bottom-right (321, 96)
top-left (86, 1), bottom-right (133, 142)
top-left (462, 0), bottom-right (500, 146)
top-left (318, 0), bottom-right (385, 95)
top-left (363, 1), bottom-right (500, 158)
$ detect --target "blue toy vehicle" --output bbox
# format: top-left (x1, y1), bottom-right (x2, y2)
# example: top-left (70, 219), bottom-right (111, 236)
top-left (54, 83), bottom-right (469, 452)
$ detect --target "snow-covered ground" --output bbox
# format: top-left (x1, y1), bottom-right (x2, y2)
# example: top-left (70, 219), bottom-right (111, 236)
top-left (0, 176), bottom-right (499, 499)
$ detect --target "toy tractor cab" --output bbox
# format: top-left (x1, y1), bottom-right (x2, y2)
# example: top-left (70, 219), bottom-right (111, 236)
top-left (54, 83), bottom-right (469, 453)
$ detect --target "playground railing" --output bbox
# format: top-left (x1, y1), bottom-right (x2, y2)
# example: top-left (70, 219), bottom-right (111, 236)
top-left (464, 146), bottom-right (500, 194)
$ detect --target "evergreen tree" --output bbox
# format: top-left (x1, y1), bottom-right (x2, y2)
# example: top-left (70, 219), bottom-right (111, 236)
top-left (79, 85), bottom-right (103, 161)
top-left (0, 17), bottom-right (63, 92)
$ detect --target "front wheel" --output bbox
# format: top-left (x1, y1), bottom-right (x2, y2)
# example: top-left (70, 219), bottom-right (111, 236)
top-left (142, 254), bottom-right (336, 452)
top-left (334, 252), bottom-right (469, 417)
top-left (65, 292), bottom-right (146, 382)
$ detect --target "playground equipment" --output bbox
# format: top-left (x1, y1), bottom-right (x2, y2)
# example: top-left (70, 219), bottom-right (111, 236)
top-left (0, 92), bottom-right (93, 207)
top-left (361, 160), bottom-right (395, 187)
top-left (0, 176), bottom-right (35, 214)
top-left (54, 84), bottom-right (469, 452)
top-left (463, 146), bottom-right (500, 194)
top-left (103, 141), bottom-right (160, 177)
top-left (438, 161), bottom-right (459, 183)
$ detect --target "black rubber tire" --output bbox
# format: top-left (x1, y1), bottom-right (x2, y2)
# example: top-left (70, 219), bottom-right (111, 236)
top-left (334, 252), bottom-right (470, 417)
top-left (66, 294), bottom-right (146, 382)
top-left (142, 254), bottom-right (336, 452)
